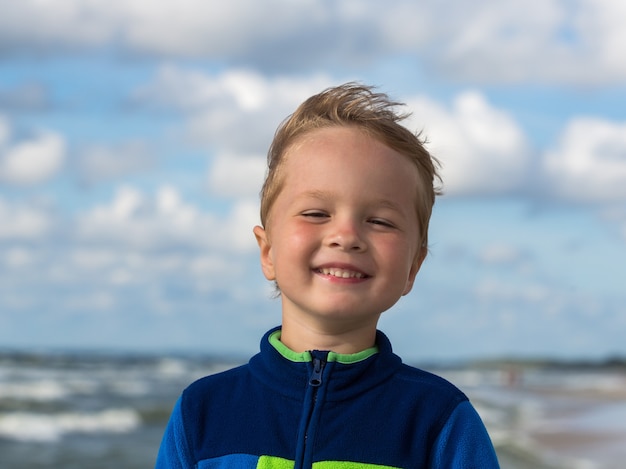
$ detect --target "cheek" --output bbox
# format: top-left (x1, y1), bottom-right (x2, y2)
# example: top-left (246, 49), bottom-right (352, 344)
top-left (382, 239), bottom-right (419, 273)
top-left (289, 226), bottom-right (319, 259)
top-left (272, 223), bottom-right (318, 264)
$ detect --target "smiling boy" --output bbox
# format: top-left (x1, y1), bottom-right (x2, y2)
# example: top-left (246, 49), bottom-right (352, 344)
top-left (254, 125), bottom-right (424, 354)
top-left (156, 83), bottom-right (500, 468)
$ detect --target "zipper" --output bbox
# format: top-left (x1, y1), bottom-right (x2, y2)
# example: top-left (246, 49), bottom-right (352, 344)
top-left (295, 355), bottom-right (327, 469)
top-left (309, 357), bottom-right (325, 387)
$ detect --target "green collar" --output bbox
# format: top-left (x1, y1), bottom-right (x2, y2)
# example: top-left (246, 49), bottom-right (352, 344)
top-left (268, 329), bottom-right (379, 364)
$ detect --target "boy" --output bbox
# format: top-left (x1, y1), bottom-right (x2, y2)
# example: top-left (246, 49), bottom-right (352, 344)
top-left (156, 83), bottom-right (500, 468)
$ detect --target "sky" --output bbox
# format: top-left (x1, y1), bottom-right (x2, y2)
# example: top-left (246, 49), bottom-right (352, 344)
top-left (1, 0), bottom-right (625, 362)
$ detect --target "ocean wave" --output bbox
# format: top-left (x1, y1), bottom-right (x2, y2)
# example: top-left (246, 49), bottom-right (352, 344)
top-left (0, 380), bottom-right (70, 401)
top-left (0, 408), bottom-right (141, 442)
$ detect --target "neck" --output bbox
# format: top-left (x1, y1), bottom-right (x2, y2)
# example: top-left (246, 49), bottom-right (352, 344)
top-left (279, 314), bottom-right (379, 354)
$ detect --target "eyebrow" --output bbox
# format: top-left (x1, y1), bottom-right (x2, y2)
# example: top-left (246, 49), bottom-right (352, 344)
top-left (298, 190), bottom-right (333, 201)
top-left (298, 190), bottom-right (407, 214)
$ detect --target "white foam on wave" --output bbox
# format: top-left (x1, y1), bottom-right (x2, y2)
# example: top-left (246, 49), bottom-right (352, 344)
top-left (540, 401), bottom-right (626, 433)
top-left (0, 408), bottom-right (141, 443)
top-left (156, 358), bottom-right (189, 377)
top-left (0, 380), bottom-right (69, 401)
top-left (552, 371), bottom-right (626, 394)
top-left (109, 379), bottom-right (151, 396)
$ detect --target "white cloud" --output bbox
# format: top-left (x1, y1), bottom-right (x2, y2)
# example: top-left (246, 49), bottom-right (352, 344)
top-left (70, 249), bottom-right (119, 271)
top-left (76, 184), bottom-right (258, 251)
top-left (544, 117), bottom-right (626, 202)
top-left (474, 277), bottom-right (552, 305)
top-left (573, 0), bottom-right (626, 80)
top-left (0, 115), bottom-right (11, 146)
top-left (118, 0), bottom-right (318, 59)
top-left (134, 67), bottom-right (333, 153)
top-left (131, 65), bottom-right (312, 114)
top-left (0, 198), bottom-right (53, 240)
top-left (0, 182), bottom-right (265, 333)
top-left (0, 0), bottom-right (115, 52)
top-left (208, 153), bottom-right (266, 199)
top-left (0, 0), bottom-right (400, 67)
top-left (3, 247), bottom-right (36, 268)
top-left (130, 65), bottom-right (233, 112)
top-left (78, 141), bottom-right (154, 184)
top-left (428, 0), bottom-right (626, 85)
top-left (0, 130), bottom-right (66, 185)
top-left (435, 0), bottom-right (565, 81)
top-left (478, 243), bottom-right (526, 266)
top-left (1, 0), bottom-right (626, 84)
top-left (406, 91), bottom-right (531, 196)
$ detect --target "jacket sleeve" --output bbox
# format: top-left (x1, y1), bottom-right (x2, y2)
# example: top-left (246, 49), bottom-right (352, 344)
top-left (155, 396), bottom-right (195, 469)
top-left (429, 400), bottom-right (500, 469)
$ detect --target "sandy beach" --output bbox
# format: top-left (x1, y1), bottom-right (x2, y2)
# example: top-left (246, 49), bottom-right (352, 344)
top-left (458, 365), bottom-right (626, 469)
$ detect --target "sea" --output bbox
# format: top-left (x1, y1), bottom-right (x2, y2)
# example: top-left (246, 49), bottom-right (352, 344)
top-left (1, 350), bottom-right (625, 469)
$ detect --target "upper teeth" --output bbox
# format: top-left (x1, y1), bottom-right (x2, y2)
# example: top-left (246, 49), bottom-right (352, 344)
top-left (319, 268), bottom-right (364, 279)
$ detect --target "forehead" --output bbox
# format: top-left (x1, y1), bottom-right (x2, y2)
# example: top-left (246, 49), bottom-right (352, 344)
top-left (279, 126), bottom-right (421, 203)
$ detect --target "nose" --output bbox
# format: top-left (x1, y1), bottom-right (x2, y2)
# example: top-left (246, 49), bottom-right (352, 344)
top-left (325, 217), bottom-right (367, 252)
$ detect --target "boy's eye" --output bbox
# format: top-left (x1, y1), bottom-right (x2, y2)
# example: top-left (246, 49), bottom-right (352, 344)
top-left (369, 218), bottom-right (395, 228)
top-left (301, 211), bottom-right (329, 219)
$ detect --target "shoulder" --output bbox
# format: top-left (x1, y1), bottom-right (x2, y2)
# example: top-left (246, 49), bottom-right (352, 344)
top-left (175, 363), bottom-right (254, 445)
top-left (391, 365), bottom-right (500, 466)
top-left (375, 331), bottom-right (466, 402)
top-left (383, 363), bottom-right (470, 438)
top-left (394, 363), bottom-right (468, 401)
top-left (183, 363), bottom-right (251, 404)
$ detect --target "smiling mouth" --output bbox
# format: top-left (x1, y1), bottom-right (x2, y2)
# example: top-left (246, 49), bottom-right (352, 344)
top-left (316, 267), bottom-right (369, 279)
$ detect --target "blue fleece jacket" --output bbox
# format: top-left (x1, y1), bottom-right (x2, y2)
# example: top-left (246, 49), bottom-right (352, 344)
top-left (156, 327), bottom-right (500, 469)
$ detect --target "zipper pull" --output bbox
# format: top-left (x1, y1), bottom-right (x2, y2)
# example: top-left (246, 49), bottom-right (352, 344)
top-left (309, 357), bottom-right (325, 387)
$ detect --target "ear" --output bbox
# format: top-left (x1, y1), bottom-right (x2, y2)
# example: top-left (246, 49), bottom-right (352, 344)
top-left (253, 225), bottom-right (276, 281)
top-left (402, 246), bottom-right (427, 296)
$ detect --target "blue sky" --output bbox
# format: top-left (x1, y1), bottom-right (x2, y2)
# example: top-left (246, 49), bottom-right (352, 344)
top-left (1, 0), bottom-right (625, 361)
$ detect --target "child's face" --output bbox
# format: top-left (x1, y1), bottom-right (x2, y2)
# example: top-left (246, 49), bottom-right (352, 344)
top-left (254, 126), bottom-right (425, 332)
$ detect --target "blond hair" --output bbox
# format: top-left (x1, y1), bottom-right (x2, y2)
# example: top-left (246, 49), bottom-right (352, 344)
top-left (260, 82), bottom-right (441, 250)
